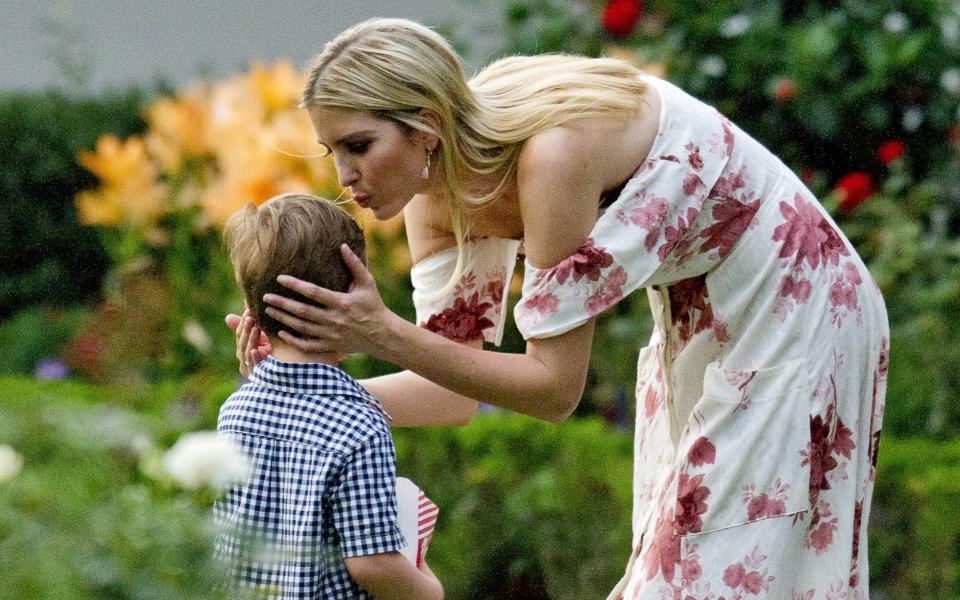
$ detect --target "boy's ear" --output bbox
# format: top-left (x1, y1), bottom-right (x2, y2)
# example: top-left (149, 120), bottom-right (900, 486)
top-left (416, 108), bottom-right (442, 152)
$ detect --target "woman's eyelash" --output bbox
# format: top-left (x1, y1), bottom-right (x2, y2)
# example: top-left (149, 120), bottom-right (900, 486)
top-left (345, 141), bottom-right (370, 153)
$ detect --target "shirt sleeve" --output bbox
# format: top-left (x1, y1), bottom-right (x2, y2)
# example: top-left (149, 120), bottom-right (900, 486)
top-left (331, 433), bottom-right (406, 558)
top-left (410, 237), bottom-right (521, 345)
top-left (515, 79), bottom-right (759, 340)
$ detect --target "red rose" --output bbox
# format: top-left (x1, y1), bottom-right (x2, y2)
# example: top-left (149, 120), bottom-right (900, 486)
top-left (834, 171), bottom-right (875, 212)
top-left (601, 0), bottom-right (643, 37)
top-left (949, 125), bottom-right (960, 144)
top-left (772, 77), bottom-right (797, 102)
top-left (876, 140), bottom-right (905, 165)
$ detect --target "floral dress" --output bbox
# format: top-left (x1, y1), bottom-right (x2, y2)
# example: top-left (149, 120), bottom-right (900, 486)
top-left (410, 75), bottom-right (889, 600)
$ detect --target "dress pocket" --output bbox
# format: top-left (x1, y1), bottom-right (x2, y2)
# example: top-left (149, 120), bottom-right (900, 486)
top-left (677, 357), bottom-right (811, 535)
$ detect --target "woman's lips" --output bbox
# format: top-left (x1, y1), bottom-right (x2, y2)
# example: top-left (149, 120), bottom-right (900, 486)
top-left (353, 193), bottom-right (371, 207)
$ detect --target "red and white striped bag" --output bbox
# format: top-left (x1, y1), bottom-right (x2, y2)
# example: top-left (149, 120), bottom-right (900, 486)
top-left (395, 477), bottom-right (439, 568)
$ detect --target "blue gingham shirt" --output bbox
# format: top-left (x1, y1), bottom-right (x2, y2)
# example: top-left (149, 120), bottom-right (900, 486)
top-left (213, 357), bottom-right (405, 599)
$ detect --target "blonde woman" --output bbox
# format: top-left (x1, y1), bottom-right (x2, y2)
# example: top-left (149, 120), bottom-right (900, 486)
top-left (230, 18), bottom-right (888, 599)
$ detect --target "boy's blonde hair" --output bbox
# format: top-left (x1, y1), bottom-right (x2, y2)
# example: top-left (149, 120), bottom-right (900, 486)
top-left (223, 193), bottom-right (366, 336)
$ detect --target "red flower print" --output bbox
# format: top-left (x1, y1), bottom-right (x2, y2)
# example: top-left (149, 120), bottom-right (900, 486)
top-left (719, 115), bottom-right (736, 157)
top-left (683, 173), bottom-right (706, 197)
top-left (835, 172), bottom-right (876, 212)
top-left (832, 418), bottom-right (855, 459)
top-left (658, 206), bottom-right (701, 263)
top-left (772, 193), bottom-right (849, 271)
top-left (680, 558), bottom-right (702, 582)
top-left (600, 0), bottom-right (643, 37)
top-left (807, 517), bottom-right (837, 554)
top-left (804, 414), bottom-right (838, 504)
top-left (698, 195), bottom-right (761, 259)
top-left (522, 292), bottom-right (560, 316)
top-left (723, 547), bottom-right (774, 595)
top-left (709, 168), bottom-right (747, 198)
top-left (723, 563), bottom-right (746, 588)
top-left (586, 285), bottom-right (623, 316)
top-left (485, 276), bottom-right (504, 305)
top-left (422, 293), bottom-right (494, 342)
top-left (849, 499), bottom-right (864, 588)
top-left (746, 493), bottom-right (786, 521)
top-left (643, 384), bottom-right (658, 418)
top-left (685, 142), bottom-right (704, 170)
top-left (617, 193), bottom-right (669, 251)
top-left (779, 275), bottom-right (812, 303)
top-left (676, 473), bottom-right (710, 534)
top-left (687, 436), bottom-right (716, 467)
top-left (876, 140), bottom-right (905, 165)
top-left (742, 570), bottom-right (766, 594)
top-left (542, 238), bottom-right (614, 285)
top-left (668, 275), bottom-right (714, 343)
top-left (643, 510), bottom-right (680, 582)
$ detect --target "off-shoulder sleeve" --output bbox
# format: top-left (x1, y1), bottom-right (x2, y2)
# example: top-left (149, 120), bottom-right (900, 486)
top-left (515, 77), bottom-right (761, 340)
top-left (410, 237), bottom-right (521, 345)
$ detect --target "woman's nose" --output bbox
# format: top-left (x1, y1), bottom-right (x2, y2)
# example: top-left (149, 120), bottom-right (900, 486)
top-left (334, 155), bottom-right (359, 187)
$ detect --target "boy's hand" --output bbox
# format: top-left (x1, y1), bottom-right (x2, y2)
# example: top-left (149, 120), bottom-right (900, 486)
top-left (227, 308), bottom-right (272, 377)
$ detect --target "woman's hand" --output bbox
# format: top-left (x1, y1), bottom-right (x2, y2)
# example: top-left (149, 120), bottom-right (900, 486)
top-left (264, 244), bottom-right (398, 356)
top-left (225, 307), bottom-right (272, 378)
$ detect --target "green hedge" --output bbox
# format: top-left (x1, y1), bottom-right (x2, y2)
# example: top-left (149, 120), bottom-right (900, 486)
top-left (1, 376), bottom-right (957, 599)
top-left (0, 89), bottom-right (150, 319)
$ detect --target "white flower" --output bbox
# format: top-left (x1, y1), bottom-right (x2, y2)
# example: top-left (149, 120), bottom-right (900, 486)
top-left (942, 17), bottom-right (960, 47)
top-left (0, 445), bottom-right (23, 482)
top-left (719, 14), bottom-right (751, 38)
top-left (942, 68), bottom-right (960, 95)
top-left (883, 12), bottom-right (909, 34)
top-left (902, 106), bottom-right (924, 132)
top-left (698, 56), bottom-right (727, 78)
top-left (183, 320), bottom-right (213, 353)
top-left (163, 431), bottom-right (251, 490)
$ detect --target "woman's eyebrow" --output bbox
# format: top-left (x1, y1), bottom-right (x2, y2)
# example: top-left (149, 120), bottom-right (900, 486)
top-left (319, 130), bottom-right (377, 147)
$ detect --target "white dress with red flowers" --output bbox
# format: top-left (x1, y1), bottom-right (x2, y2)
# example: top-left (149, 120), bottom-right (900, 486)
top-left (411, 75), bottom-right (888, 600)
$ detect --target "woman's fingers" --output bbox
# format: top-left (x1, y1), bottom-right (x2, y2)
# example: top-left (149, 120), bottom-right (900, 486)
top-left (264, 306), bottom-right (326, 338)
top-left (278, 329), bottom-right (335, 354)
top-left (275, 275), bottom-right (343, 307)
top-left (341, 244), bottom-right (374, 288)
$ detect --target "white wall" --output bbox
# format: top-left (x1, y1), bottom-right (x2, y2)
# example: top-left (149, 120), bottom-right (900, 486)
top-left (2, 0), bottom-right (498, 91)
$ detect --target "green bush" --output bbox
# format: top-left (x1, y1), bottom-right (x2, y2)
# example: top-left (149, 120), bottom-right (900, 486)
top-left (2, 376), bottom-right (957, 599)
top-left (0, 376), bottom-right (232, 599)
top-left (0, 89), bottom-right (150, 319)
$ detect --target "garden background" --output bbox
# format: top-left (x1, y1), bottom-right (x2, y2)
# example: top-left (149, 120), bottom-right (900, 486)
top-left (2, 1), bottom-right (960, 598)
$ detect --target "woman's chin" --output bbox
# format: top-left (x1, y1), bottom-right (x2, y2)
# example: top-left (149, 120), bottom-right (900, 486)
top-left (369, 203), bottom-right (403, 221)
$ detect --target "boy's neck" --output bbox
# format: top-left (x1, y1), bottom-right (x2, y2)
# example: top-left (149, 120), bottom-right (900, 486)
top-left (270, 338), bottom-right (343, 367)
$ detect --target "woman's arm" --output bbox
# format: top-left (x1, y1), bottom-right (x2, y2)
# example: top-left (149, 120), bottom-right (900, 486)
top-left (267, 125), bottom-right (605, 421)
top-left (268, 275), bottom-right (594, 422)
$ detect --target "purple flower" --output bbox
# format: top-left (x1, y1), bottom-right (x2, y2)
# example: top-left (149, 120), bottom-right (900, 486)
top-left (34, 358), bottom-right (70, 381)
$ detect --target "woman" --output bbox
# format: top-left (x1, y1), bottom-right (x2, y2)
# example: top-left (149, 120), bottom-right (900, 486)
top-left (231, 18), bottom-right (888, 599)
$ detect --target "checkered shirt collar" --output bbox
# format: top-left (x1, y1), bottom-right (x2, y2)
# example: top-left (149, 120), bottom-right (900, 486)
top-left (249, 356), bottom-right (392, 421)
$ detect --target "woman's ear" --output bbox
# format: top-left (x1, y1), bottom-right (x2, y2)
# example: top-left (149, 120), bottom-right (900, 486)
top-left (416, 108), bottom-right (442, 152)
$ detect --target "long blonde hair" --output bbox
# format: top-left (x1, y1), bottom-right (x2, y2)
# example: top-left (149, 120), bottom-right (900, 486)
top-left (301, 18), bottom-right (647, 288)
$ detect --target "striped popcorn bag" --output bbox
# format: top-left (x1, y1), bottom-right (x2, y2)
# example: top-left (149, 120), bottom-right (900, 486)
top-left (395, 477), bottom-right (439, 568)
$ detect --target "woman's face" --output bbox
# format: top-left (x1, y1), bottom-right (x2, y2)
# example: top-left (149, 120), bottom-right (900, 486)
top-left (308, 106), bottom-right (430, 220)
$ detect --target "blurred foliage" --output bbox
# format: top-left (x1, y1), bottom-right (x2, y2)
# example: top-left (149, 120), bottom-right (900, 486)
top-left (0, 376), bottom-right (235, 599)
top-left (2, 376), bottom-right (957, 599)
top-left (0, 89), bottom-right (148, 319)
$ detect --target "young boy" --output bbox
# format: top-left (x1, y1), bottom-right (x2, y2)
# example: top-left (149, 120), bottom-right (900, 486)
top-left (215, 193), bottom-right (443, 600)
